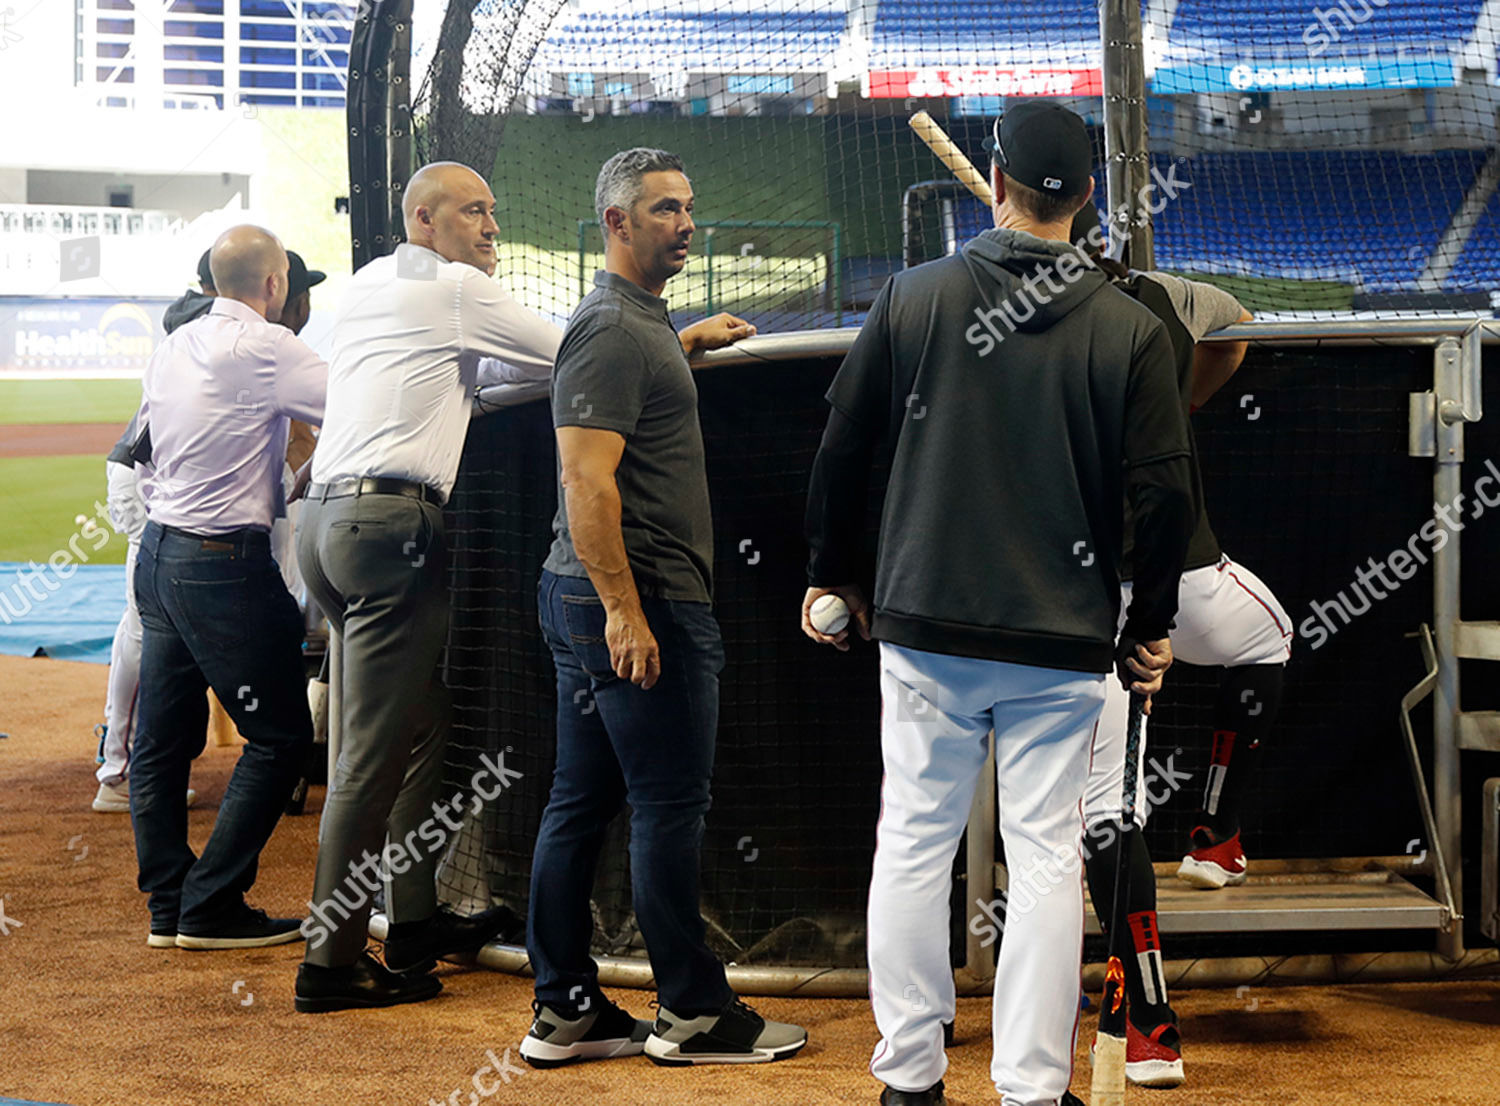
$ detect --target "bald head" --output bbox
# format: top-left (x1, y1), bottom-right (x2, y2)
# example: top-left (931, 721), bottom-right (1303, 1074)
top-left (209, 225), bottom-right (289, 320)
top-left (403, 162), bottom-right (500, 275)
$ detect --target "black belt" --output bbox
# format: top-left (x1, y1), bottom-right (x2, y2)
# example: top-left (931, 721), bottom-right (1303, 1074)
top-left (158, 524), bottom-right (268, 554)
top-left (307, 477), bottom-right (442, 506)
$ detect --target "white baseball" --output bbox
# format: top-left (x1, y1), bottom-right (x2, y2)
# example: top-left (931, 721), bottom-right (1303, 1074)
top-left (810, 593), bottom-right (850, 635)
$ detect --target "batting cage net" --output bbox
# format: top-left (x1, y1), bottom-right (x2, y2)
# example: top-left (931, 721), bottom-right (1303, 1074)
top-left (405, 0), bottom-right (1500, 332)
top-left (394, 0), bottom-right (1500, 971)
top-left (435, 341), bottom-right (1500, 972)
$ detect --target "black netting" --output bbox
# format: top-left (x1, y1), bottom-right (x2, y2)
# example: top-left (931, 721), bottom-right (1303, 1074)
top-left (409, 0), bottom-right (1500, 967)
top-left (438, 349), bottom-right (1500, 967)
top-left (409, 0), bottom-right (1499, 326)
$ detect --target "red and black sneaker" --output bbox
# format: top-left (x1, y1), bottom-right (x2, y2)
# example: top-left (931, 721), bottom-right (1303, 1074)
top-left (1126, 1016), bottom-right (1185, 1087)
top-left (1176, 826), bottom-right (1248, 890)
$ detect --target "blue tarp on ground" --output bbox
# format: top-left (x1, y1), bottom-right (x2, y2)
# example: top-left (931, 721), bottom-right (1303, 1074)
top-left (0, 563), bottom-right (125, 665)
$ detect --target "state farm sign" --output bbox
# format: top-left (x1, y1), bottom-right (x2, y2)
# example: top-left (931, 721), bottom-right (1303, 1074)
top-left (865, 68), bottom-right (1102, 98)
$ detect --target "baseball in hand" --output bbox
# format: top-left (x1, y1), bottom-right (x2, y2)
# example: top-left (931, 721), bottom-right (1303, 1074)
top-left (809, 593), bottom-right (851, 635)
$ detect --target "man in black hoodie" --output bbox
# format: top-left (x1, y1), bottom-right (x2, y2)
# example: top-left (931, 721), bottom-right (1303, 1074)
top-left (801, 101), bottom-right (1195, 1106)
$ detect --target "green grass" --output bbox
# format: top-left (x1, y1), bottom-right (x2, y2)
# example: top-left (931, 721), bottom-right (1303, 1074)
top-left (0, 455), bottom-right (126, 565)
top-left (0, 379), bottom-right (143, 426)
top-left (1165, 272), bottom-right (1355, 314)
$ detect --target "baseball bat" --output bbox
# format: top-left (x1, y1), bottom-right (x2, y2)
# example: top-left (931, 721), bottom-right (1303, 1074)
top-left (1091, 689), bottom-right (1147, 1106)
top-left (908, 111), bottom-right (995, 207)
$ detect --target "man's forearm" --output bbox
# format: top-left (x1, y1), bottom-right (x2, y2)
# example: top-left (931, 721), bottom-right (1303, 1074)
top-left (565, 478), bottom-right (643, 617)
top-left (1190, 342), bottom-right (1248, 409)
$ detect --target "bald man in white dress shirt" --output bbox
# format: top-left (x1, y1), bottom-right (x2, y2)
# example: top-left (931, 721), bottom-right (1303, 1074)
top-left (292, 163), bottom-right (564, 1012)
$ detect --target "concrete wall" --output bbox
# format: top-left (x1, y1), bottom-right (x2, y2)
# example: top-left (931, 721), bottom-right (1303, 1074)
top-left (27, 171), bottom-right (250, 220)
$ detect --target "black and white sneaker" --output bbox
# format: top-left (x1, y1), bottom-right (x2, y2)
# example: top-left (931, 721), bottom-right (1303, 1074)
top-left (518, 998), bottom-right (652, 1068)
top-left (644, 997), bottom-right (807, 1066)
top-left (176, 905), bottom-right (304, 950)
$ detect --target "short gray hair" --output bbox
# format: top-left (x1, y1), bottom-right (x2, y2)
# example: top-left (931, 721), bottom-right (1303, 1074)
top-left (595, 147), bottom-right (687, 244)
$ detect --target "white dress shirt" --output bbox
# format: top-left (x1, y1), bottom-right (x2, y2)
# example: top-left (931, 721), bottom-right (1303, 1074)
top-left (311, 244), bottom-right (562, 502)
top-left (139, 297), bottom-right (328, 533)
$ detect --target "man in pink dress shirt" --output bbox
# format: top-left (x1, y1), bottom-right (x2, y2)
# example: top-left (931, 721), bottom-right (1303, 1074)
top-left (130, 225), bottom-right (328, 952)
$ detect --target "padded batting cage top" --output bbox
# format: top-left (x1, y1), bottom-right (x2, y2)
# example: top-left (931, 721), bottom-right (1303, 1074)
top-left (340, 0), bottom-right (1500, 977)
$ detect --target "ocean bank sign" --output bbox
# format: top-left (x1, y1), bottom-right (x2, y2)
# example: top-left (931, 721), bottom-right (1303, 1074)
top-left (1152, 57), bottom-right (1455, 93)
top-left (0, 298), bottom-right (172, 375)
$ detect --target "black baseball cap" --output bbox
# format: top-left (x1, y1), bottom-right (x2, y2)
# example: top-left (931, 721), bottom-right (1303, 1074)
top-left (982, 100), bottom-right (1093, 199)
top-left (196, 249), bottom-right (214, 290)
top-left (286, 251), bottom-right (327, 300)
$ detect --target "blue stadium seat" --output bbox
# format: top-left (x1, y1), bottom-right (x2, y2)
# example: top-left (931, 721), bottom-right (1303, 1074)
top-left (1445, 189), bottom-right (1500, 293)
top-left (946, 151), bottom-right (1491, 293)
top-left (868, 0), bottom-right (1101, 68)
top-left (1167, 0), bottom-right (1485, 60)
top-left (539, 3), bottom-right (846, 73)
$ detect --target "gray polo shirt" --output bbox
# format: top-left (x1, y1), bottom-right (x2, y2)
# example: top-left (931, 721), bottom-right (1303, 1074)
top-left (543, 270), bottom-right (714, 602)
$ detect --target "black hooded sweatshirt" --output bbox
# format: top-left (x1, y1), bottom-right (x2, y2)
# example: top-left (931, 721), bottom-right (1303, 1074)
top-left (805, 227), bottom-right (1195, 674)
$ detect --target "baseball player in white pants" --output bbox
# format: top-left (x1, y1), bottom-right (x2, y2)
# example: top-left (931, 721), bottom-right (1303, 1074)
top-left (95, 459), bottom-right (152, 810)
top-left (1066, 206), bottom-right (1294, 1087)
top-left (869, 645), bottom-right (1106, 1100)
top-left (802, 102), bottom-right (1195, 1106)
top-left (1081, 558), bottom-right (1290, 1085)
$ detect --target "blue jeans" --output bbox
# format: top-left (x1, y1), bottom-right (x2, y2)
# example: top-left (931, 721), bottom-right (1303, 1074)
top-left (527, 570), bottom-right (733, 1016)
top-left (131, 521), bottom-right (311, 931)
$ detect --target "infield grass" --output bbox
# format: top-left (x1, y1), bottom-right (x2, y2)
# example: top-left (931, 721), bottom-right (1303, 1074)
top-left (0, 455), bottom-right (123, 565)
top-left (0, 379), bottom-right (143, 426)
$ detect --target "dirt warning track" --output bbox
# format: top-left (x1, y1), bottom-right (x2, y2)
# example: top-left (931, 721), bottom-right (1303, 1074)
top-left (0, 422), bottom-right (126, 458)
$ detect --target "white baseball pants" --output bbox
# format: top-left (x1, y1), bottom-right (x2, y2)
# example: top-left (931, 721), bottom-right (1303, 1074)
top-left (868, 642), bottom-right (1106, 1105)
top-left (1083, 554), bottom-right (1293, 829)
top-left (99, 461), bottom-right (147, 786)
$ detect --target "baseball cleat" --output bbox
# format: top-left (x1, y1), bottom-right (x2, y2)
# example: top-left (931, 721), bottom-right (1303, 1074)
top-left (1176, 827), bottom-right (1248, 889)
top-left (519, 998), bottom-right (652, 1068)
top-left (879, 1080), bottom-right (946, 1104)
top-left (1126, 1017), bottom-right (1185, 1087)
top-left (644, 996), bottom-right (806, 1065)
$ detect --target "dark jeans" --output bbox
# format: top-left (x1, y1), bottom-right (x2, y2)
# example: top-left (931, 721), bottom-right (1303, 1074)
top-left (131, 521), bottom-right (312, 931)
top-left (528, 570), bottom-right (733, 1016)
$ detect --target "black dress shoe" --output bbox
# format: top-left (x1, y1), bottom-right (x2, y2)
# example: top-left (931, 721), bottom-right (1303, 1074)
top-left (294, 950), bottom-right (443, 1013)
top-left (879, 1081), bottom-right (946, 1105)
top-left (1062, 1093), bottom-right (1085, 1105)
top-left (382, 904), bottom-right (521, 973)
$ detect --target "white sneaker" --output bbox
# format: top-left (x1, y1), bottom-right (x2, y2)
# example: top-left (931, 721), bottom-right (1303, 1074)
top-left (307, 678), bottom-right (330, 745)
top-left (92, 780), bottom-right (198, 813)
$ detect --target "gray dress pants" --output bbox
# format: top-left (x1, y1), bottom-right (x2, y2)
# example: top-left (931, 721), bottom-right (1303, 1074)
top-left (296, 490), bottom-right (450, 968)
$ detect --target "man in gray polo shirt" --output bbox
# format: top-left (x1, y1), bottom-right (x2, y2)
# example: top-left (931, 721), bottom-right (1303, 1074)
top-left (519, 148), bottom-right (808, 1070)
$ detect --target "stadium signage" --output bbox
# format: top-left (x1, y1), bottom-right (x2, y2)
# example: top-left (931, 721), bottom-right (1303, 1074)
top-left (0, 298), bottom-right (169, 374)
top-left (1151, 57), bottom-right (1455, 92)
top-left (865, 67), bottom-right (1103, 99)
